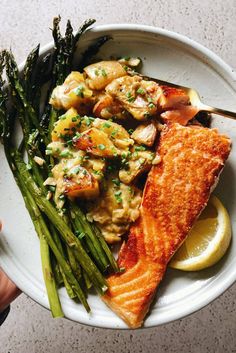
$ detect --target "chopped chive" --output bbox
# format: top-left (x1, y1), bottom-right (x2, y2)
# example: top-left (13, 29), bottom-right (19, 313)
top-left (110, 129), bottom-right (118, 138)
top-left (93, 170), bottom-right (102, 175)
top-left (46, 149), bottom-right (53, 155)
top-left (126, 91), bottom-right (135, 103)
top-left (137, 87), bottom-right (145, 95)
top-left (73, 166), bottom-right (82, 174)
top-left (101, 69), bottom-right (107, 77)
top-left (98, 144), bottom-right (106, 150)
top-left (148, 102), bottom-right (155, 109)
top-left (114, 190), bottom-right (122, 196)
top-left (60, 150), bottom-right (72, 158)
top-left (75, 85), bottom-right (85, 98)
top-left (83, 116), bottom-right (94, 126)
top-left (102, 122), bottom-right (111, 128)
top-left (114, 190), bottom-right (122, 203)
top-left (135, 145), bottom-right (146, 151)
top-left (128, 128), bottom-right (134, 135)
top-left (112, 178), bottom-right (120, 186)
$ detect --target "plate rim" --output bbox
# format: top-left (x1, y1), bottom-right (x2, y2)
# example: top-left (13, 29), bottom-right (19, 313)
top-left (0, 23), bottom-right (235, 329)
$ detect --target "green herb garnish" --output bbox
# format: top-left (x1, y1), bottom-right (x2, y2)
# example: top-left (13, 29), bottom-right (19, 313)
top-left (148, 102), bottom-right (155, 109)
top-left (75, 85), bottom-right (85, 98)
top-left (60, 150), bottom-right (72, 158)
top-left (128, 128), bottom-right (134, 135)
top-left (98, 144), bottom-right (106, 150)
top-left (101, 68), bottom-right (107, 77)
top-left (102, 122), bottom-right (111, 128)
top-left (137, 87), bottom-right (145, 95)
top-left (126, 91), bottom-right (135, 103)
top-left (135, 145), bottom-right (146, 151)
top-left (112, 178), bottom-right (120, 186)
top-left (114, 190), bottom-right (122, 203)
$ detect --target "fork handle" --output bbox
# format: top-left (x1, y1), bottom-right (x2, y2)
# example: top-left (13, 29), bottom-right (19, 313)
top-left (200, 104), bottom-right (236, 120)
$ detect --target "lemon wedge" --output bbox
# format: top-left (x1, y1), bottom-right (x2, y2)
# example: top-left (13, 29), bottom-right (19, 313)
top-left (169, 195), bottom-right (231, 271)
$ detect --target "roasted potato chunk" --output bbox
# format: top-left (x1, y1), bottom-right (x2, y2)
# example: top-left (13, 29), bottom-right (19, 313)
top-left (50, 71), bottom-right (93, 111)
top-left (93, 118), bottom-right (133, 150)
top-left (51, 160), bottom-right (99, 201)
top-left (64, 165), bottom-right (99, 199)
top-left (84, 61), bottom-right (127, 90)
top-left (83, 157), bottom-right (106, 181)
top-left (73, 127), bottom-right (120, 158)
top-left (51, 108), bottom-right (79, 142)
top-left (51, 109), bottom-right (97, 142)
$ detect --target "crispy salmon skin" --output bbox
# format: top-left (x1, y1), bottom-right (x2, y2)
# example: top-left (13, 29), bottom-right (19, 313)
top-left (102, 123), bottom-right (231, 328)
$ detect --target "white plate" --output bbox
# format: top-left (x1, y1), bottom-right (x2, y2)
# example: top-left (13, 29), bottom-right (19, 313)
top-left (0, 24), bottom-right (236, 329)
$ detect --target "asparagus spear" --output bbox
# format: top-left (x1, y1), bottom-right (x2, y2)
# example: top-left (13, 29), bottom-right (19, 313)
top-left (0, 52), bottom-right (5, 139)
top-left (5, 52), bottom-right (39, 129)
top-left (23, 46), bottom-right (52, 115)
top-left (23, 44), bottom-right (40, 101)
top-left (50, 224), bottom-right (77, 300)
top-left (92, 225), bottom-right (119, 273)
top-left (19, 174), bottom-right (64, 317)
top-left (69, 202), bottom-right (110, 272)
top-left (40, 234), bottom-right (64, 317)
top-left (34, 52), bottom-right (53, 113)
top-left (77, 35), bottom-right (111, 70)
top-left (69, 201), bottom-right (119, 273)
top-left (51, 254), bottom-right (64, 286)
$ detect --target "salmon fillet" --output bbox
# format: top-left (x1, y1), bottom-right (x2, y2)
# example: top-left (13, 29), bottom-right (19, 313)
top-left (102, 123), bottom-right (231, 328)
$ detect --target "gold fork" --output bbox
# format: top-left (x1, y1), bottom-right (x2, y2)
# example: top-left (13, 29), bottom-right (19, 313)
top-left (138, 74), bottom-right (236, 120)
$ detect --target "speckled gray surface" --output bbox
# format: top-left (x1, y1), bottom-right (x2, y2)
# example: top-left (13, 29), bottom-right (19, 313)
top-left (1, 0), bottom-right (236, 352)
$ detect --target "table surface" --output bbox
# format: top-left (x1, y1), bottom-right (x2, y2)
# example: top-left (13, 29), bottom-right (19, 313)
top-left (1, 1), bottom-right (236, 352)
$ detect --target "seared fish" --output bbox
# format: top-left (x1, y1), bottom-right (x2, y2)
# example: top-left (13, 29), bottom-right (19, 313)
top-left (103, 123), bottom-right (231, 328)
